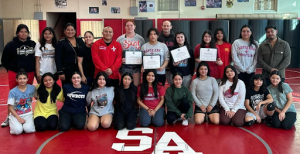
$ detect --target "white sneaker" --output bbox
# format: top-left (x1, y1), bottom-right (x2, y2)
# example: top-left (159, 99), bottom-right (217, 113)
top-left (182, 120), bottom-right (188, 126)
top-left (1, 118), bottom-right (9, 127)
top-left (173, 118), bottom-right (182, 124)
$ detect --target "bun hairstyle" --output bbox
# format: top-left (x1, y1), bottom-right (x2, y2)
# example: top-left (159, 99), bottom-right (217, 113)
top-left (269, 70), bottom-right (284, 93)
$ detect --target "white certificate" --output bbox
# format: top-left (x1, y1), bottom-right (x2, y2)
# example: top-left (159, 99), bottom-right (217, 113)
top-left (199, 48), bottom-right (217, 61)
top-left (170, 46), bottom-right (190, 63)
top-left (143, 55), bottom-right (161, 69)
top-left (125, 51), bottom-right (142, 65)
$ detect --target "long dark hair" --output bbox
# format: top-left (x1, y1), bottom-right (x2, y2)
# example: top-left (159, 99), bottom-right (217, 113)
top-left (214, 28), bottom-right (228, 43)
top-left (269, 70), bottom-right (284, 93)
top-left (39, 27), bottom-right (57, 51)
top-left (140, 70), bottom-right (158, 100)
top-left (239, 25), bottom-right (257, 47)
top-left (200, 30), bottom-right (216, 48)
top-left (91, 72), bottom-right (110, 91)
top-left (220, 65), bottom-right (239, 95)
top-left (249, 74), bottom-right (267, 93)
top-left (174, 31), bottom-right (190, 48)
top-left (115, 73), bottom-right (137, 105)
top-left (37, 73), bottom-right (61, 104)
top-left (196, 61), bottom-right (210, 77)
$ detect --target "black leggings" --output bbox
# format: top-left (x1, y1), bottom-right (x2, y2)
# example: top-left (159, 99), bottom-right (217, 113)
top-left (272, 111), bottom-right (296, 130)
top-left (114, 109), bottom-right (137, 130)
top-left (34, 115), bottom-right (58, 131)
top-left (58, 110), bottom-right (86, 132)
top-left (166, 99), bottom-right (190, 124)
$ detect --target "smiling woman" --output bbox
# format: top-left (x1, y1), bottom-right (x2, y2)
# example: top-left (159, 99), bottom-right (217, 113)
top-left (55, 23), bottom-right (85, 85)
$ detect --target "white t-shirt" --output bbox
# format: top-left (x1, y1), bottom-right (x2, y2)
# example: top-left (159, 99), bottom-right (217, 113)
top-left (34, 42), bottom-right (57, 75)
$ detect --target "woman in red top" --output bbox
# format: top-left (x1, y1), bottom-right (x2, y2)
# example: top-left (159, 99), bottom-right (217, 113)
top-left (194, 30), bottom-right (223, 80)
top-left (214, 28), bottom-right (232, 79)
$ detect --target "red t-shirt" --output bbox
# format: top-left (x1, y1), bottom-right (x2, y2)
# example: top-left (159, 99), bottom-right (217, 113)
top-left (137, 85), bottom-right (165, 109)
top-left (216, 42), bottom-right (232, 79)
top-left (194, 44), bottom-right (222, 79)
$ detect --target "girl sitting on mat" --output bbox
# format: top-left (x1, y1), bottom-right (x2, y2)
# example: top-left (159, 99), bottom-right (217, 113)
top-left (267, 71), bottom-right (297, 130)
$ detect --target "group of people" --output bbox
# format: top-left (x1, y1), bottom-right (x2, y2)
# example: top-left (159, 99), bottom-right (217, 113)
top-left (0, 19), bottom-right (296, 135)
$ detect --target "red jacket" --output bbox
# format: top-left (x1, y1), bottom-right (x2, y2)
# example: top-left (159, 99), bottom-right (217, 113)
top-left (92, 39), bottom-right (122, 79)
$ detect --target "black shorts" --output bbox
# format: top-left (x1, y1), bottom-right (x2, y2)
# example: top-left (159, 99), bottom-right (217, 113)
top-left (194, 105), bottom-right (220, 115)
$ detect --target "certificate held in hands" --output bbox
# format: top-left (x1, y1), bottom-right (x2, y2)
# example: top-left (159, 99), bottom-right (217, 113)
top-left (125, 51), bottom-right (142, 65)
top-left (143, 55), bottom-right (161, 69)
top-left (170, 46), bottom-right (190, 63)
top-left (199, 48), bottom-right (217, 61)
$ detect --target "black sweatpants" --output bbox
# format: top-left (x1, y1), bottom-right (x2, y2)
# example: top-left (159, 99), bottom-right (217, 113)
top-left (34, 115), bottom-right (58, 131)
top-left (114, 109), bottom-right (137, 130)
top-left (166, 99), bottom-right (191, 124)
top-left (272, 111), bottom-right (296, 130)
top-left (58, 109), bottom-right (86, 132)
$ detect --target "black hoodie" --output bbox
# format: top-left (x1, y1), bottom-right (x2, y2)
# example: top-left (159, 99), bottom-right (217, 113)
top-left (158, 31), bottom-right (175, 51)
top-left (1, 36), bottom-right (36, 72)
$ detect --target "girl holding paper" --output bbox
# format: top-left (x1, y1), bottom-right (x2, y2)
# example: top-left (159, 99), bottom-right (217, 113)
top-left (141, 28), bottom-right (170, 86)
top-left (117, 19), bottom-right (145, 86)
top-left (231, 25), bottom-right (258, 88)
top-left (194, 30), bottom-right (223, 81)
top-left (169, 31), bottom-right (195, 88)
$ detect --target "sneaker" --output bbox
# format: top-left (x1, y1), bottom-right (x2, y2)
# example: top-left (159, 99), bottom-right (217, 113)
top-left (182, 120), bottom-right (188, 126)
top-left (173, 118), bottom-right (182, 124)
top-left (1, 118), bottom-right (9, 127)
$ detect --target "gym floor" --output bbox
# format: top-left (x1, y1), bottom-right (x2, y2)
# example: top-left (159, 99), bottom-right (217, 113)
top-left (0, 67), bottom-right (299, 154)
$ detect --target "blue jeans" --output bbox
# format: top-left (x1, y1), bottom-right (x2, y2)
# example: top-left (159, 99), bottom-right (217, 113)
top-left (139, 108), bottom-right (165, 127)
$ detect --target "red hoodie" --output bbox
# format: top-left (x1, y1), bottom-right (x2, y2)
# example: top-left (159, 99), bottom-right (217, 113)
top-left (92, 39), bottom-right (122, 79)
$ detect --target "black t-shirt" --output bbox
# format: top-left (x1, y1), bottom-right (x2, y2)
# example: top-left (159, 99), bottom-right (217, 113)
top-left (246, 89), bottom-right (270, 110)
top-left (77, 45), bottom-right (95, 78)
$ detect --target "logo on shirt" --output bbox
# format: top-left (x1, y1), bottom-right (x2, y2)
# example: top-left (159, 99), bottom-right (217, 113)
top-left (99, 46), bottom-right (107, 50)
top-left (96, 93), bottom-right (108, 108)
top-left (67, 91), bottom-right (85, 101)
top-left (224, 89), bottom-right (238, 98)
top-left (17, 45), bottom-right (34, 56)
top-left (111, 46), bottom-right (116, 52)
top-left (16, 98), bottom-right (32, 115)
top-left (225, 48), bottom-right (229, 52)
top-left (122, 40), bottom-right (140, 50)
